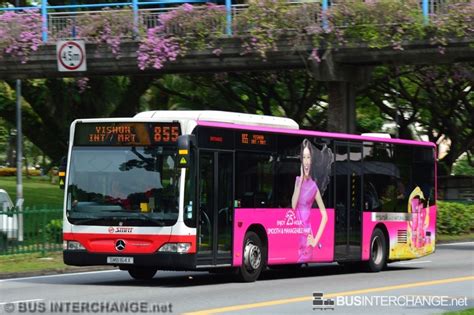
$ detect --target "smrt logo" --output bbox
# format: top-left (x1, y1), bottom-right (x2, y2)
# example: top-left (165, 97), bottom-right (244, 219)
top-left (108, 227), bottom-right (133, 233)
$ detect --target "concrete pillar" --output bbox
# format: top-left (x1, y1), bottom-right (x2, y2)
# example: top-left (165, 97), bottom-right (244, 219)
top-left (327, 82), bottom-right (356, 134)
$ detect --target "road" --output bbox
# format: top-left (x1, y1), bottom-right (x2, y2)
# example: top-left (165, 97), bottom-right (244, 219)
top-left (1, 242), bottom-right (473, 315)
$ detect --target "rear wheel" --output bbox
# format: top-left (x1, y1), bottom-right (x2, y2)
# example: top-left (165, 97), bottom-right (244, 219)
top-left (238, 231), bottom-right (265, 282)
top-left (128, 267), bottom-right (157, 280)
top-left (367, 228), bottom-right (387, 272)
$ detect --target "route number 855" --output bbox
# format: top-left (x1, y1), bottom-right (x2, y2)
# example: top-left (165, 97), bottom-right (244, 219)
top-left (154, 126), bottom-right (179, 142)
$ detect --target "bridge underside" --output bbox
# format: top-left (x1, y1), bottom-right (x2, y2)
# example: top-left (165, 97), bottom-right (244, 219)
top-left (0, 39), bottom-right (472, 133)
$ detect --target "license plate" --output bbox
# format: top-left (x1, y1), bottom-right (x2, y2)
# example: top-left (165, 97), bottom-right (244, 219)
top-left (107, 256), bottom-right (134, 264)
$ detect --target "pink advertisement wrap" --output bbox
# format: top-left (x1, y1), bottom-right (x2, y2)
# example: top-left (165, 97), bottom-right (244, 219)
top-left (233, 208), bottom-right (335, 266)
top-left (362, 205), bottom-right (436, 261)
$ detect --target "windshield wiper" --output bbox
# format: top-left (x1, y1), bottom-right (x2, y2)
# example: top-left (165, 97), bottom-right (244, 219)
top-left (131, 213), bottom-right (167, 226)
top-left (70, 217), bottom-right (104, 225)
top-left (68, 210), bottom-right (170, 226)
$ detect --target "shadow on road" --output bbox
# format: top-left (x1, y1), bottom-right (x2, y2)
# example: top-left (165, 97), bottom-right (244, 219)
top-left (16, 263), bottom-right (419, 288)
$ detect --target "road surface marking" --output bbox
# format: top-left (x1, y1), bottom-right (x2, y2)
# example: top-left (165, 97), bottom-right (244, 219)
top-left (395, 260), bottom-right (432, 265)
top-left (0, 299), bottom-right (43, 305)
top-left (438, 242), bottom-right (474, 246)
top-left (0, 270), bottom-right (120, 282)
top-left (184, 275), bottom-right (474, 315)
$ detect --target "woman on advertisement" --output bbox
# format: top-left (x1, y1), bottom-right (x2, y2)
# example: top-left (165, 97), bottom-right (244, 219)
top-left (292, 139), bottom-right (333, 262)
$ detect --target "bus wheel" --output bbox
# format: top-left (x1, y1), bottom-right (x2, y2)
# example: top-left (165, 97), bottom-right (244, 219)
top-left (238, 231), bottom-right (265, 282)
top-left (128, 267), bottom-right (157, 280)
top-left (367, 228), bottom-right (387, 272)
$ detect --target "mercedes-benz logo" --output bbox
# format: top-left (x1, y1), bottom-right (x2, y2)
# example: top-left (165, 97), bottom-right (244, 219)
top-left (115, 239), bottom-right (126, 251)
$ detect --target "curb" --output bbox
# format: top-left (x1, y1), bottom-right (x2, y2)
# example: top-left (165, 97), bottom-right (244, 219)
top-left (0, 266), bottom-right (116, 280)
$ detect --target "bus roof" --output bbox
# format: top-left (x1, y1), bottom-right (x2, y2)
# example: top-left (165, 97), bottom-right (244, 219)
top-left (196, 120), bottom-right (436, 148)
top-left (134, 110), bottom-right (299, 130)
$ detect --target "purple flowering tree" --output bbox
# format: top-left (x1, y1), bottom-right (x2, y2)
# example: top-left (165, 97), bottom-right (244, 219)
top-left (0, 10), bottom-right (42, 63)
top-left (0, 1), bottom-right (472, 69)
top-left (137, 3), bottom-right (226, 70)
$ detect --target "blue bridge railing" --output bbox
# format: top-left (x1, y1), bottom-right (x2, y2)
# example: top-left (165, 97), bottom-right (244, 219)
top-left (0, 0), bottom-right (464, 43)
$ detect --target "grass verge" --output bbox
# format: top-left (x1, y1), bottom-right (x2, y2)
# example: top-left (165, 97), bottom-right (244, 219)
top-left (0, 252), bottom-right (66, 273)
top-left (0, 252), bottom-right (113, 278)
top-left (0, 176), bottom-right (63, 209)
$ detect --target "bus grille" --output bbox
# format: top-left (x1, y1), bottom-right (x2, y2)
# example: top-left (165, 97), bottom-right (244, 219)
top-left (397, 230), bottom-right (408, 243)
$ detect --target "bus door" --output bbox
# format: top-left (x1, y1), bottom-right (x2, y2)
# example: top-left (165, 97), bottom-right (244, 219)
top-left (196, 150), bottom-right (234, 266)
top-left (334, 142), bottom-right (363, 261)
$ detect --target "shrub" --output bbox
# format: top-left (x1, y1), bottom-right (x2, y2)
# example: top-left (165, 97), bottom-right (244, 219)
top-left (0, 10), bottom-right (42, 63)
top-left (437, 201), bottom-right (474, 236)
top-left (45, 219), bottom-right (63, 244)
top-left (0, 168), bottom-right (41, 176)
top-left (137, 3), bottom-right (226, 70)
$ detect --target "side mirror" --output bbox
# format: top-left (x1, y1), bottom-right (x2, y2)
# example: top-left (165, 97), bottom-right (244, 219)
top-left (177, 135), bottom-right (195, 168)
top-left (59, 156), bottom-right (67, 190)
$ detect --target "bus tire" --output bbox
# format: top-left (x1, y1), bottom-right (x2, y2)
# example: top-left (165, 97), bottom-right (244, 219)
top-left (367, 228), bottom-right (387, 272)
top-left (238, 231), bottom-right (265, 282)
top-left (128, 267), bottom-right (157, 280)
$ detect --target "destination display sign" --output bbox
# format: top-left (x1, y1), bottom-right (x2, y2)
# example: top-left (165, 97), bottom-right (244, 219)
top-left (237, 131), bottom-right (275, 150)
top-left (74, 122), bottom-right (181, 146)
top-left (241, 132), bottom-right (268, 146)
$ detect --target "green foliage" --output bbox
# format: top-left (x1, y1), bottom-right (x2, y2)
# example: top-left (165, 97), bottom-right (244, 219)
top-left (356, 97), bottom-right (385, 132)
top-left (328, 0), bottom-right (424, 49)
top-left (437, 201), bottom-right (474, 236)
top-left (146, 70), bottom-right (328, 129)
top-left (45, 219), bottom-right (62, 244)
top-left (76, 9), bottom-right (139, 57)
top-left (362, 64), bottom-right (473, 174)
top-left (166, 4), bottom-right (227, 53)
top-left (453, 155), bottom-right (474, 176)
top-left (427, 2), bottom-right (474, 49)
top-left (235, 0), bottom-right (294, 59)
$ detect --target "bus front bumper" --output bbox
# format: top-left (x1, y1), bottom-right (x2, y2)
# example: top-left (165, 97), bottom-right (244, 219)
top-left (63, 250), bottom-right (196, 271)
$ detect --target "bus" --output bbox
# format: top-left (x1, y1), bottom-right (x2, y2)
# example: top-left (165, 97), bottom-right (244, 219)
top-left (62, 111), bottom-right (436, 281)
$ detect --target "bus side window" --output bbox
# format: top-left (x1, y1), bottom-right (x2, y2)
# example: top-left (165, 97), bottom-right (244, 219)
top-left (236, 152), bottom-right (274, 208)
top-left (364, 181), bottom-right (380, 211)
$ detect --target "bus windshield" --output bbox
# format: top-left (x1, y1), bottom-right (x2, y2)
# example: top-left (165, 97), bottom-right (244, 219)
top-left (66, 146), bottom-right (179, 226)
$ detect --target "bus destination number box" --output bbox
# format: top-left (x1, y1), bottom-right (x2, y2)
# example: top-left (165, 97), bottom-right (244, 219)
top-left (74, 122), bottom-right (181, 146)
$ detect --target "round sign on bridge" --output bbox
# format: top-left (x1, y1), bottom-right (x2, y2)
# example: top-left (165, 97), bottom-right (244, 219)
top-left (57, 40), bottom-right (87, 72)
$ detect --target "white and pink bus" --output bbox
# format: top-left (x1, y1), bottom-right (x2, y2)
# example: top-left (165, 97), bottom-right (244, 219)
top-left (62, 111), bottom-right (436, 281)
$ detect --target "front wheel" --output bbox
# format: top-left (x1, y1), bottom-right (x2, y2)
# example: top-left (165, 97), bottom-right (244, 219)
top-left (128, 267), bottom-right (157, 280)
top-left (238, 231), bottom-right (265, 282)
top-left (367, 228), bottom-right (387, 272)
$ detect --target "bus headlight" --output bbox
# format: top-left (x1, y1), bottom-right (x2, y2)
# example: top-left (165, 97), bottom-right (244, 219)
top-left (158, 243), bottom-right (191, 253)
top-left (64, 240), bottom-right (86, 250)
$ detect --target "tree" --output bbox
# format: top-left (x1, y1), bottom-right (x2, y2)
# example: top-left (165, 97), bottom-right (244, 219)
top-left (452, 153), bottom-right (474, 176)
top-left (148, 71), bottom-right (329, 130)
top-left (363, 64), bottom-right (473, 175)
top-left (0, 76), bottom-right (154, 164)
